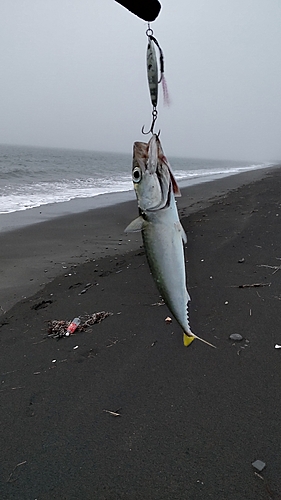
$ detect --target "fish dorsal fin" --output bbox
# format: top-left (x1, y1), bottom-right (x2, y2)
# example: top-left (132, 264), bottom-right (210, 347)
top-left (124, 216), bottom-right (144, 233)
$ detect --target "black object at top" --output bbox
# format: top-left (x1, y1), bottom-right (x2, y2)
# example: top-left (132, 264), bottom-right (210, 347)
top-left (115, 0), bottom-right (161, 21)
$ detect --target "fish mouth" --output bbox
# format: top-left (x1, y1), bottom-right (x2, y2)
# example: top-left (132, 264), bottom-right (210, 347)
top-left (133, 134), bottom-right (180, 212)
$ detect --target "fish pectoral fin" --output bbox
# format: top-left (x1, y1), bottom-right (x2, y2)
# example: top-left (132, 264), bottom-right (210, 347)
top-left (124, 216), bottom-right (144, 233)
top-left (183, 332), bottom-right (216, 349)
top-left (174, 222), bottom-right (187, 244)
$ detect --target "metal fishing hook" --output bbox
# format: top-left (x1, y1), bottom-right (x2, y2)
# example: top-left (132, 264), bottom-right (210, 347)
top-left (142, 108), bottom-right (158, 135)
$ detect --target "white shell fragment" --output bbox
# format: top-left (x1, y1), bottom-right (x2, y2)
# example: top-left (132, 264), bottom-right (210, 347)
top-left (275, 344), bottom-right (281, 349)
top-left (165, 316), bottom-right (172, 324)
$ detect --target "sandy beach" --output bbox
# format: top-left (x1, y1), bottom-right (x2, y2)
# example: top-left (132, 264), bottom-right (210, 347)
top-left (1, 166), bottom-right (281, 499)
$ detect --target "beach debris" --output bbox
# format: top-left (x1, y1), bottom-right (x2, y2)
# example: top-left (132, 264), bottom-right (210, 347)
top-left (238, 258), bottom-right (245, 263)
top-left (103, 408), bottom-right (121, 417)
top-left (47, 311), bottom-right (112, 339)
top-left (0, 386), bottom-right (24, 393)
top-left (66, 317), bottom-right (81, 336)
top-left (229, 333), bottom-right (243, 341)
top-left (252, 460), bottom-right (266, 472)
top-left (274, 344), bottom-right (281, 349)
top-left (6, 460), bottom-right (27, 483)
top-left (73, 345), bottom-right (79, 350)
top-left (165, 316), bottom-right (172, 324)
top-left (106, 338), bottom-right (119, 348)
top-left (258, 264), bottom-right (281, 275)
top-left (254, 472), bottom-right (264, 481)
top-left (125, 134), bottom-right (215, 348)
top-left (79, 283), bottom-right (93, 295)
top-left (0, 305), bottom-right (6, 315)
top-left (236, 282), bottom-right (271, 288)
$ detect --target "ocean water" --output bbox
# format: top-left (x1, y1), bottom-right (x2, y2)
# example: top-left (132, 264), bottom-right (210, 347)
top-left (0, 144), bottom-right (273, 215)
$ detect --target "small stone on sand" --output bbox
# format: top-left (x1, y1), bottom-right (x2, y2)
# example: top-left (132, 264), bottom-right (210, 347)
top-left (252, 460), bottom-right (266, 472)
top-left (229, 333), bottom-right (243, 341)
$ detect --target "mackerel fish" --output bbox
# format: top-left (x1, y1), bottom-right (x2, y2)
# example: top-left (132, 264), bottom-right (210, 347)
top-left (125, 134), bottom-right (214, 348)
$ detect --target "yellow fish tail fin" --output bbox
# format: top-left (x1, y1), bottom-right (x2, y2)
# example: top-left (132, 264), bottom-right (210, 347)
top-left (183, 331), bottom-right (216, 349)
top-left (183, 332), bottom-right (195, 347)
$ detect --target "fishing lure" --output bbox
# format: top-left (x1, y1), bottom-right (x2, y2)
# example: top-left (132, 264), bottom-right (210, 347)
top-left (142, 26), bottom-right (169, 135)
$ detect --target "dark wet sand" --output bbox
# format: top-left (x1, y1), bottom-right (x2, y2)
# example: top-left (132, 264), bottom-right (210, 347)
top-left (1, 166), bottom-right (281, 499)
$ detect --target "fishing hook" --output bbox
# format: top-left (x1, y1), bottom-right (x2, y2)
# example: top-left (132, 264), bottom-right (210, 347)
top-left (142, 108), bottom-right (158, 135)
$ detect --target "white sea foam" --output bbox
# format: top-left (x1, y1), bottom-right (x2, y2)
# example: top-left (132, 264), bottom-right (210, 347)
top-left (0, 178), bottom-right (133, 214)
top-left (0, 144), bottom-right (274, 214)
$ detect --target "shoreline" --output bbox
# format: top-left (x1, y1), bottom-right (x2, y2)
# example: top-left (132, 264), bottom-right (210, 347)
top-left (0, 164), bottom-right (276, 233)
top-left (0, 165), bottom-right (278, 316)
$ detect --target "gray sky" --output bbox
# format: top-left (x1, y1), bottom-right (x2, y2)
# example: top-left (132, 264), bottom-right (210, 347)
top-left (1, 0), bottom-right (281, 161)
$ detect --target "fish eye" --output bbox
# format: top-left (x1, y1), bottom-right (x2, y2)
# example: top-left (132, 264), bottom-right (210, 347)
top-left (132, 166), bottom-right (142, 183)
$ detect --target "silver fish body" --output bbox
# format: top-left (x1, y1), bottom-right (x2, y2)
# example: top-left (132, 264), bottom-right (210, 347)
top-left (141, 188), bottom-right (191, 335)
top-left (125, 135), bottom-right (214, 348)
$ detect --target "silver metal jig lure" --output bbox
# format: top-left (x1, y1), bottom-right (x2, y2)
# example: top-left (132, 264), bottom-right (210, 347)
top-left (142, 25), bottom-right (167, 135)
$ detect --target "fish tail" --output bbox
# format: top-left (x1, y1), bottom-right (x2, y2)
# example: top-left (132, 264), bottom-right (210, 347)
top-left (183, 332), bottom-right (195, 347)
top-left (183, 331), bottom-right (216, 349)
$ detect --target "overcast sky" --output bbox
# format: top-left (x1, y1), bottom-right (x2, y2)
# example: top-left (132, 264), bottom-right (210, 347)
top-left (1, 0), bottom-right (281, 161)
